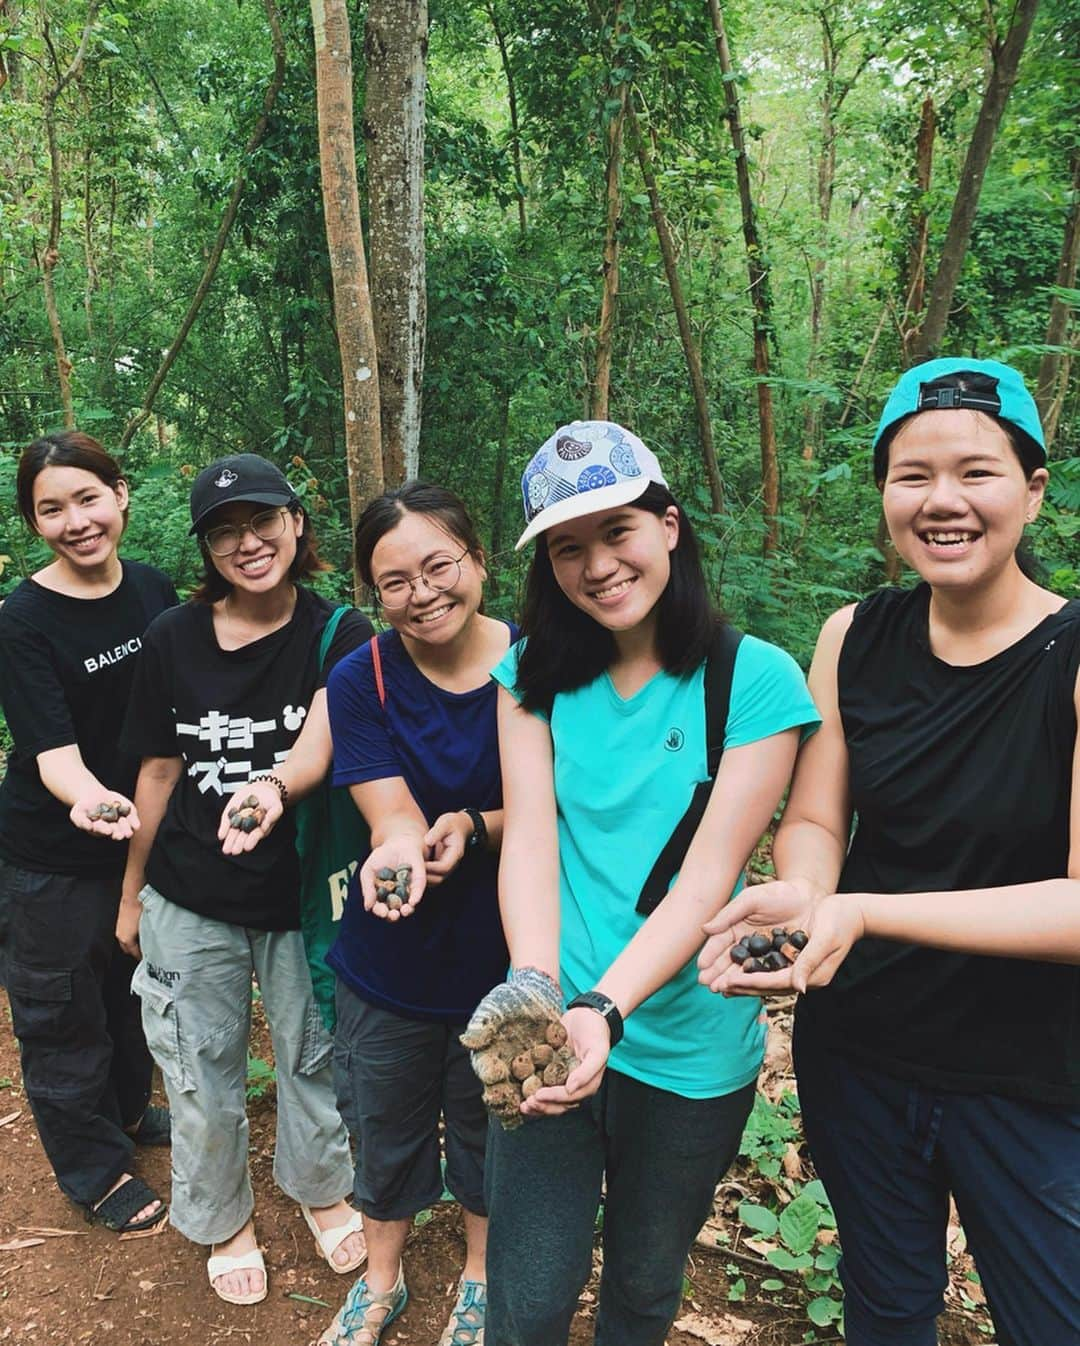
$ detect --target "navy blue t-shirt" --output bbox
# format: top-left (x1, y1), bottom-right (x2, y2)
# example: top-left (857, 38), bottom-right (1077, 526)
top-left (325, 625), bottom-right (515, 1022)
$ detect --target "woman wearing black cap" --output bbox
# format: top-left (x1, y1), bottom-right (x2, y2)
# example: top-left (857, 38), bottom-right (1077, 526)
top-left (698, 359), bottom-right (1080, 1346)
top-left (0, 431), bottom-right (176, 1235)
top-left (116, 454), bottom-right (374, 1306)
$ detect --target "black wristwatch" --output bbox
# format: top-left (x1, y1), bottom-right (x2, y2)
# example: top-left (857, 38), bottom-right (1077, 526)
top-left (566, 991), bottom-right (624, 1049)
top-left (461, 807), bottom-right (487, 850)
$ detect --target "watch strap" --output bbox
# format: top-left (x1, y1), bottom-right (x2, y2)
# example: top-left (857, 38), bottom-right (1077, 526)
top-left (566, 990), bottom-right (624, 1049)
top-left (462, 807), bottom-right (487, 850)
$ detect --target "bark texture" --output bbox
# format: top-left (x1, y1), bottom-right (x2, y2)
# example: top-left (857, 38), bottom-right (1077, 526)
top-left (1035, 147), bottom-right (1080, 443)
top-left (911, 0), bottom-right (1040, 358)
top-left (629, 106), bottom-right (723, 514)
top-left (312, 0), bottom-right (384, 574)
top-left (364, 0), bottom-right (428, 485)
top-left (707, 0), bottom-right (778, 550)
top-left (592, 84), bottom-right (627, 420)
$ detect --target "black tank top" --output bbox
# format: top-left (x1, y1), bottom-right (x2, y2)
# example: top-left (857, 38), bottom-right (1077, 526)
top-left (797, 584), bottom-right (1080, 1104)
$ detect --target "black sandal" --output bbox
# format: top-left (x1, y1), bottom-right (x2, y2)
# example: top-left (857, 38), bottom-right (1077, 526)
top-left (127, 1105), bottom-right (171, 1147)
top-left (86, 1176), bottom-right (168, 1233)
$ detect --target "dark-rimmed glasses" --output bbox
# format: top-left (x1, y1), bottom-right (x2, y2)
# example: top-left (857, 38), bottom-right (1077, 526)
top-left (375, 547), bottom-right (469, 608)
top-left (204, 507), bottom-right (290, 557)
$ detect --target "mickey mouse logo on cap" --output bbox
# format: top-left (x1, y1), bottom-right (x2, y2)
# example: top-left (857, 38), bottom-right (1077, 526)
top-left (215, 469), bottom-right (238, 489)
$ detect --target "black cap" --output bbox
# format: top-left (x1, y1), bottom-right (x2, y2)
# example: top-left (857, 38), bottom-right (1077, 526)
top-left (189, 454), bottom-right (297, 534)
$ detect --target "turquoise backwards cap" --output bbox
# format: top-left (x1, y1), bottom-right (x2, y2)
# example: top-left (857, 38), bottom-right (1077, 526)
top-left (872, 358), bottom-right (1045, 480)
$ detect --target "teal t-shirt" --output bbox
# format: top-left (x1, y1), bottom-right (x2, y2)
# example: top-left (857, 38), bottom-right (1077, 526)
top-left (492, 634), bottom-right (821, 1099)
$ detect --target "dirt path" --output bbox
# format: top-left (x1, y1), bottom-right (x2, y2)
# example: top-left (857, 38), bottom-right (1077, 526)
top-left (0, 998), bottom-right (992, 1346)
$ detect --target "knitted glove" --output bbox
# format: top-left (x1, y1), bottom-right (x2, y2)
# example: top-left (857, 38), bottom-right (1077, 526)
top-left (461, 967), bottom-right (577, 1130)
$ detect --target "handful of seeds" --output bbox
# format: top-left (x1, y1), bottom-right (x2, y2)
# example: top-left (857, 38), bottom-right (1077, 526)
top-left (87, 800), bottom-right (131, 824)
top-left (227, 794), bottom-right (264, 834)
top-left (461, 970), bottom-right (578, 1130)
top-left (373, 865), bottom-right (412, 911)
top-left (729, 927), bottom-right (809, 974)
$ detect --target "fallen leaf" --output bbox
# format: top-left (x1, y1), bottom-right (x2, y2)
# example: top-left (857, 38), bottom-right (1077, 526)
top-left (673, 1310), bottom-right (754, 1344)
top-left (119, 1218), bottom-right (166, 1241)
top-left (16, 1227), bottom-right (86, 1238)
top-left (0, 1238), bottom-right (44, 1251)
top-left (782, 1143), bottom-right (804, 1181)
top-left (743, 1237), bottom-right (776, 1256)
top-left (0, 1112), bottom-right (21, 1128)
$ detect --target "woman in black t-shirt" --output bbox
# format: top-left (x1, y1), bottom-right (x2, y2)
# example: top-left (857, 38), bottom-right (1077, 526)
top-left (0, 431), bottom-right (177, 1235)
top-left (117, 454), bottom-right (373, 1308)
top-left (698, 359), bottom-right (1080, 1346)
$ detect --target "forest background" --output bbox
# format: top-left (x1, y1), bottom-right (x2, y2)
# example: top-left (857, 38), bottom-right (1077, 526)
top-left (1, 0), bottom-right (1078, 656)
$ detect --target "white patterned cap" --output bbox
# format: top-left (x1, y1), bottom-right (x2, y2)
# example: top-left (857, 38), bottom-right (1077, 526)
top-left (515, 421), bottom-right (668, 549)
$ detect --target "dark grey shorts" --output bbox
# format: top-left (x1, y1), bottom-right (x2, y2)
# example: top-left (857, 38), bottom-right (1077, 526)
top-left (332, 980), bottom-right (488, 1221)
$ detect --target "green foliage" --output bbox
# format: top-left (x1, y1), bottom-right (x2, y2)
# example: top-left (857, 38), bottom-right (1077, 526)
top-left (245, 1053), bottom-right (275, 1102)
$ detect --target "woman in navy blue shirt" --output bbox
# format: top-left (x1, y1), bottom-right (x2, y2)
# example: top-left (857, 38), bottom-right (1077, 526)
top-left (318, 482), bottom-right (513, 1346)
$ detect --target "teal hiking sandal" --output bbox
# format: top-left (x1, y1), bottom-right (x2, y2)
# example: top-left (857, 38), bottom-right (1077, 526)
top-left (438, 1279), bottom-right (486, 1346)
top-left (318, 1263), bottom-right (407, 1346)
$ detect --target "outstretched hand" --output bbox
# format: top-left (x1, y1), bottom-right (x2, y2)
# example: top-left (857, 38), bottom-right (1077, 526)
top-left (697, 881), bottom-right (865, 996)
top-left (217, 781), bottom-right (283, 855)
top-left (359, 836), bottom-right (428, 920)
top-left (71, 792), bottom-right (140, 841)
top-left (519, 1004), bottom-right (610, 1118)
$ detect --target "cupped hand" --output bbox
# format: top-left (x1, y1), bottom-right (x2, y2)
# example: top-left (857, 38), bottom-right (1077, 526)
top-left (697, 882), bottom-right (865, 996)
top-left (423, 811), bottom-right (472, 886)
top-left (359, 836), bottom-right (428, 920)
top-left (520, 1004), bottom-right (611, 1118)
top-left (217, 780), bottom-right (283, 855)
top-left (71, 792), bottom-right (140, 841)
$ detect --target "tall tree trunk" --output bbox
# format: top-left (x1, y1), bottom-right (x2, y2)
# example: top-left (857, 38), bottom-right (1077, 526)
top-left (119, 0), bottom-right (285, 452)
top-left (628, 105), bottom-right (723, 513)
top-left (900, 94), bottom-right (936, 363)
top-left (364, 0), bottom-right (427, 485)
top-left (486, 1), bottom-right (526, 236)
top-left (911, 0), bottom-right (1040, 358)
top-left (592, 83), bottom-right (627, 420)
top-left (706, 0), bottom-right (778, 551)
top-left (40, 0), bottom-right (100, 428)
top-left (1035, 147), bottom-right (1080, 443)
top-left (802, 14), bottom-right (838, 460)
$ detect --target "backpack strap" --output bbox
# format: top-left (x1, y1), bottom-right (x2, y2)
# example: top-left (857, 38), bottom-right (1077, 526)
top-left (634, 623), bottom-right (744, 916)
top-left (369, 632), bottom-right (387, 709)
top-left (318, 604), bottom-right (351, 671)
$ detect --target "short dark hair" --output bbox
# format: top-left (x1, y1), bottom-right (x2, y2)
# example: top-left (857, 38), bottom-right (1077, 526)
top-left (190, 502), bottom-right (329, 603)
top-left (353, 480), bottom-right (485, 592)
top-left (515, 482), bottom-right (719, 714)
top-left (17, 431), bottom-right (128, 531)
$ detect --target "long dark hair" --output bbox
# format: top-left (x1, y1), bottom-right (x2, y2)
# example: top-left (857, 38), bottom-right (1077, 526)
top-left (515, 482), bottom-right (718, 714)
top-left (17, 431), bottom-right (128, 531)
top-left (190, 502), bottom-right (329, 603)
top-left (353, 480), bottom-right (485, 592)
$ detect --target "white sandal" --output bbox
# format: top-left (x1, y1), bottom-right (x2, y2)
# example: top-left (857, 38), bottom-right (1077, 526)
top-left (207, 1245), bottom-right (268, 1306)
top-left (301, 1203), bottom-right (367, 1274)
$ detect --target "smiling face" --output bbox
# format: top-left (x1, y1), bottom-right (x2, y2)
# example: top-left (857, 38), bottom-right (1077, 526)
top-left (545, 504), bottom-right (679, 637)
top-left (202, 500), bottom-right (303, 596)
top-left (31, 465), bottom-right (128, 572)
top-left (881, 409), bottom-right (1047, 592)
top-left (370, 510), bottom-right (486, 646)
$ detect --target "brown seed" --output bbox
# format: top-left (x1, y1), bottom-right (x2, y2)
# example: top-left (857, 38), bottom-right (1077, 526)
top-left (386, 894), bottom-right (403, 911)
top-left (521, 1074), bottom-right (542, 1098)
top-left (238, 816), bottom-right (259, 833)
top-left (100, 806), bottom-right (119, 823)
top-left (531, 1044), bottom-right (554, 1067)
top-left (242, 794), bottom-right (260, 809)
top-left (542, 1060), bottom-right (569, 1087)
top-left (510, 1052), bottom-right (534, 1082)
top-left (484, 1081), bottom-right (523, 1116)
top-left (473, 1050), bottom-right (510, 1085)
top-left (545, 1021), bottom-right (568, 1049)
top-left (780, 941), bottom-right (802, 963)
top-left (115, 801), bottom-right (131, 817)
top-left (376, 867), bottom-right (395, 881)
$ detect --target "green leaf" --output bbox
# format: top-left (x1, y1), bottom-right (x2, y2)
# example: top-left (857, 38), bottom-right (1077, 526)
top-left (738, 1202), bottom-right (779, 1238)
top-left (767, 1247), bottom-right (813, 1271)
top-left (807, 1296), bottom-right (843, 1326)
top-left (727, 1276), bottom-right (746, 1301)
top-left (779, 1194), bottom-right (821, 1256)
top-left (761, 1278), bottom-right (785, 1291)
top-left (814, 1245), bottom-right (841, 1270)
top-left (288, 1293), bottom-right (331, 1308)
top-left (413, 1208), bottom-right (434, 1227)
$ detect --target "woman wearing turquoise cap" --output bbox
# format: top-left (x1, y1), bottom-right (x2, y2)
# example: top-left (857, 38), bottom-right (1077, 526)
top-left (698, 359), bottom-right (1080, 1346)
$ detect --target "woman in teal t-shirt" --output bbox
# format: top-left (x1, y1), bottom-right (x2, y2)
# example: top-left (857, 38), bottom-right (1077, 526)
top-left (479, 421), bottom-right (820, 1346)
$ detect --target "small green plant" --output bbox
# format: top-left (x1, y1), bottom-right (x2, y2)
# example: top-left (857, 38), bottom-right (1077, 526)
top-left (738, 1089), bottom-right (801, 1178)
top-left (739, 1179), bottom-right (843, 1330)
top-left (245, 1053), bottom-right (276, 1101)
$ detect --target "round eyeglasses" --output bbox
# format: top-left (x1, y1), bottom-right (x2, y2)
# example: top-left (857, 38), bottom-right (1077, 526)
top-left (375, 547), bottom-right (469, 608)
top-left (203, 507), bottom-right (290, 557)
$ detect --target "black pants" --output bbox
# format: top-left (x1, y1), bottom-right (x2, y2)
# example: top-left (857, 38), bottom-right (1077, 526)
top-left (0, 861), bottom-right (153, 1208)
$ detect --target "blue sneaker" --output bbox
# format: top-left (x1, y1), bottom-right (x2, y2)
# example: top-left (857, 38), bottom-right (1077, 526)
top-left (319, 1263), bottom-right (407, 1346)
top-left (438, 1278), bottom-right (486, 1346)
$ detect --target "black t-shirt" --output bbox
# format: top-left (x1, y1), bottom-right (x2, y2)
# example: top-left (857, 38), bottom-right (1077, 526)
top-left (121, 587), bottom-right (373, 930)
top-left (0, 561), bottom-right (179, 877)
top-left (798, 584), bottom-right (1080, 1105)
